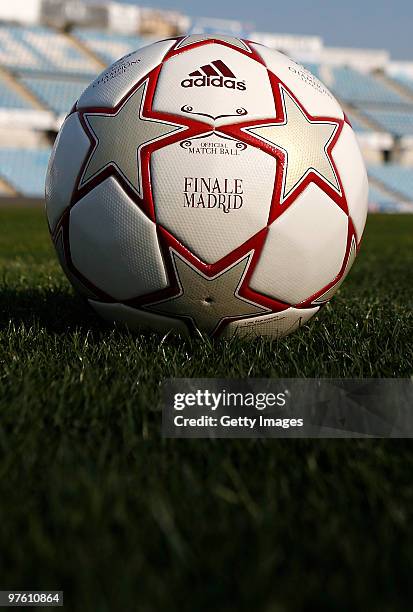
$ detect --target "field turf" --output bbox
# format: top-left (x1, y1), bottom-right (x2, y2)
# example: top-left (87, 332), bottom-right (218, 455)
top-left (0, 207), bottom-right (412, 611)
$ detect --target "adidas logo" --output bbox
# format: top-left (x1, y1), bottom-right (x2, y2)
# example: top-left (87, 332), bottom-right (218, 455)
top-left (181, 60), bottom-right (246, 90)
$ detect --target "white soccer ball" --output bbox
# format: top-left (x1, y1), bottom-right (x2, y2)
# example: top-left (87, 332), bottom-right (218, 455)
top-left (45, 35), bottom-right (368, 339)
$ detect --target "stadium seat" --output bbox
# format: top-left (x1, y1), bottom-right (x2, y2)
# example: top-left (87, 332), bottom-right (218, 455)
top-left (368, 164), bottom-right (413, 201)
top-left (0, 148), bottom-right (51, 197)
top-left (345, 111), bottom-right (370, 133)
top-left (303, 63), bottom-right (320, 79)
top-left (330, 66), bottom-right (407, 105)
top-left (0, 25), bottom-right (98, 75)
top-left (73, 29), bottom-right (146, 66)
top-left (0, 74), bottom-right (34, 109)
top-left (19, 77), bottom-right (89, 115)
top-left (361, 109), bottom-right (413, 137)
top-left (367, 184), bottom-right (406, 212)
top-left (390, 73), bottom-right (413, 96)
top-left (187, 18), bottom-right (248, 38)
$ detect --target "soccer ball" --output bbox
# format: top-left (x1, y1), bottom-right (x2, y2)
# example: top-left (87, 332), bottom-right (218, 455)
top-left (45, 35), bottom-right (368, 339)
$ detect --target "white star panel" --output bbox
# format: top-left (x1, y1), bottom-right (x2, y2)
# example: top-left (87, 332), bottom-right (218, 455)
top-left (147, 251), bottom-right (267, 333)
top-left (331, 122), bottom-right (368, 242)
top-left (81, 81), bottom-right (183, 197)
top-left (223, 306), bottom-right (320, 338)
top-left (245, 87), bottom-right (340, 201)
top-left (250, 184), bottom-right (348, 304)
top-left (45, 112), bottom-right (90, 232)
top-left (89, 301), bottom-right (189, 335)
top-left (69, 177), bottom-right (168, 300)
top-left (176, 35), bottom-right (251, 52)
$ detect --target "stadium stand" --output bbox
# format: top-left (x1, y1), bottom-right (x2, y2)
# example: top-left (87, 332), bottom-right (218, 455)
top-left (369, 164), bottom-right (413, 202)
top-left (360, 109), bottom-right (413, 138)
top-left (0, 73), bottom-right (35, 109)
top-left (368, 184), bottom-right (400, 212)
top-left (19, 76), bottom-right (89, 115)
top-left (0, 147), bottom-right (51, 197)
top-left (0, 17), bottom-right (412, 212)
top-left (302, 63), bottom-right (320, 78)
top-left (0, 24), bottom-right (100, 75)
top-left (345, 111), bottom-right (371, 133)
top-left (328, 66), bottom-right (408, 106)
top-left (368, 182), bottom-right (413, 213)
top-left (187, 18), bottom-right (249, 37)
top-left (74, 29), bottom-right (145, 65)
top-left (387, 73), bottom-right (413, 97)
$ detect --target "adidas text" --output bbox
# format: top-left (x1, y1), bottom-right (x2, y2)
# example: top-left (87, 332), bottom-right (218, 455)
top-left (181, 76), bottom-right (247, 90)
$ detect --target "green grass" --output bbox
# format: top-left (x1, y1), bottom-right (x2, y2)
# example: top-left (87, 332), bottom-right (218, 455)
top-left (0, 208), bottom-right (412, 611)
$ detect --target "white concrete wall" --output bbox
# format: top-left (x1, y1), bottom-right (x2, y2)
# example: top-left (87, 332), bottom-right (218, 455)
top-left (0, 0), bottom-right (41, 24)
top-left (321, 47), bottom-right (389, 71)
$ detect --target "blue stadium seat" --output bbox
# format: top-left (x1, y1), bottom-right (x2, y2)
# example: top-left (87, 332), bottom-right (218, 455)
top-left (187, 19), bottom-right (248, 38)
top-left (20, 77), bottom-right (89, 115)
top-left (0, 25), bottom-right (98, 75)
top-left (368, 165), bottom-right (413, 201)
top-left (345, 111), bottom-right (370, 133)
top-left (391, 74), bottom-right (413, 96)
top-left (368, 184), bottom-right (413, 212)
top-left (0, 74), bottom-right (34, 109)
top-left (303, 63), bottom-right (320, 79)
top-left (361, 109), bottom-right (413, 137)
top-left (74, 29), bottom-right (145, 65)
top-left (0, 148), bottom-right (51, 197)
top-left (330, 67), bottom-right (407, 105)
top-left (368, 185), bottom-right (400, 212)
